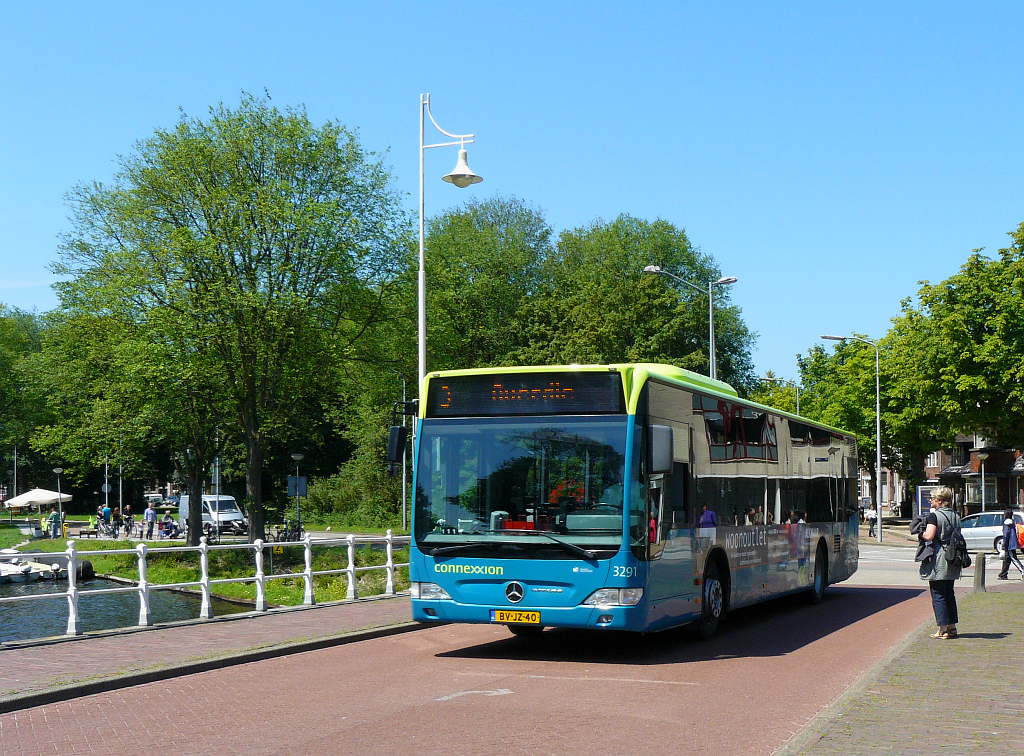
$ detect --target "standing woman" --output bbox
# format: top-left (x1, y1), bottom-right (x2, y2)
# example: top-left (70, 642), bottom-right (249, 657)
top-left (920, 487), bottom-right (961, 639)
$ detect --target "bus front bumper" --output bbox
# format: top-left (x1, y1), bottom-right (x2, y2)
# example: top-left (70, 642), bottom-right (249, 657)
top-left (411, 599), bottom-right (648, 631)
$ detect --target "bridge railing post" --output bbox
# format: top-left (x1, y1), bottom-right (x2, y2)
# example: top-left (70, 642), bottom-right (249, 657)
top-left (137, 542), bottom-right (152, 626)
top-left (254, 539), bottom-right (267, 611)
top-left (65, 539), bottom-right (81, 636)
top-left (385, 529), bottom-right (396, 595)
top-left (199, 536), bottom-right (212, 619)
top-left (346, 534), bottom-right (357, 600)
top-left (303, 534), bottom-right (315, 606)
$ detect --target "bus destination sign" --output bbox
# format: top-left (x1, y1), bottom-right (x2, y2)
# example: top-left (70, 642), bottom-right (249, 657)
top-left (426, 372), bottom-right (625, 417)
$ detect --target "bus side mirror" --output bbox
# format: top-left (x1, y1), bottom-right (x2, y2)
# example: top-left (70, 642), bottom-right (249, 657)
top-left (648, 425), bottom-right (673, 474)
top-left (386, 426), bottom-right (408, 463)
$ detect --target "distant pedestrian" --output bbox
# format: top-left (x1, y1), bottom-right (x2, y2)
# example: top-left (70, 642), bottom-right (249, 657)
top-left (144, 502), bottom-right (157, 540)
top-left (101, 503), bottom-right (111, 524)
top-left (997, 508), bottom-right (1024, 580)
top-left (112, 507), bottom-right (121, 536)
top-left (865, 506), bottom-right (878, 538)
top-left (698, 504), bottom-right (717, 528)
top-left (920, 486), bottom-right (961, 639)
top-left (47, 507), bottom-right (60, 539)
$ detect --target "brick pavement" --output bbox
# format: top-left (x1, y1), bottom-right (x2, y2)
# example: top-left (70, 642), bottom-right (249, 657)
top-left (780, 582), bottom-right (1024, 755)
top-left (0, 595), bottom-right (413, 706)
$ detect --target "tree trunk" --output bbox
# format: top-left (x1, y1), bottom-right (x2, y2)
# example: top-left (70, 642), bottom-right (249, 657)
top-left (186, 467), bottom-right (204, 547)
top-left (244, 413), bottom-right (266, 542)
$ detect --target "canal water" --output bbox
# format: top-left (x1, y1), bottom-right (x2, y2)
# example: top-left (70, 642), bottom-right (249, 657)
top-left (0, 578), bottom-right (248, 644)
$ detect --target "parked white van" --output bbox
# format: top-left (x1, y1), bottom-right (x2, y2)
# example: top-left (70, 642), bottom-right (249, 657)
top-left (178, 495), bottom-right (248, 535)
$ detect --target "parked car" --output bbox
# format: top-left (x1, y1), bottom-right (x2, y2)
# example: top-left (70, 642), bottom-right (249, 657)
top-left (960, 511), bottom-right (1024, 552)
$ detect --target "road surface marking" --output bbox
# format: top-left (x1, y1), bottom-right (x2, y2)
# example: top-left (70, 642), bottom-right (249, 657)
top-left (436, 688), bottom-right (512, 701)
top-left (455, 670), bottom-right (697, 686)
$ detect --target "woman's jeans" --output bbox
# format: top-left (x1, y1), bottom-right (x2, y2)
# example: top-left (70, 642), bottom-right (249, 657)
top-left (929, 580), bottom-right (958, 626)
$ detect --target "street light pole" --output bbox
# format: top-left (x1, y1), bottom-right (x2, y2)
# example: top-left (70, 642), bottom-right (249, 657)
top-left (822, 334), bottom-right (882, 543)
top-left (977, 451), bottom-right (989, 513)
top-left (643, 266), bottom-right (737, 380)
top-left (53, 467), bottom-right (64, 538)
top-left (419, 94), bottom-right (482, 388)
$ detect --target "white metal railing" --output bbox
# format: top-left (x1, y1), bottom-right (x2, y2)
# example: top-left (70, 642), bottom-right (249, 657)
top-left (0, 530), bottom-right (410, 637)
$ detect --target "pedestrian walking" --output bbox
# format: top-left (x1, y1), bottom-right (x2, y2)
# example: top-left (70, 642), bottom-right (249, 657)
top-left (919, 486), bottom-right (961, 639)
top-left (144, 501), bottom-right (157, 540)
top-left (865, 506), bottom-right (878, 537)
top-left (997, 508), bottom-right (1024, 580)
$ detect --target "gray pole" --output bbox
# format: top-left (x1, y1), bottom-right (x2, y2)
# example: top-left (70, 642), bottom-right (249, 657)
top-left (418, 94), bottom-right (426, 387)
top-left (402, 375), bottom-right (408, 531)
top-left (874, 342), bottom-right (882, 543)
top-left (708, 279), bottom-right (716, 381)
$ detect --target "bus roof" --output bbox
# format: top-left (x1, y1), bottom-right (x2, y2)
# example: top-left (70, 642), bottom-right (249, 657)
top-left (420, 363), bottom-right (852, 437)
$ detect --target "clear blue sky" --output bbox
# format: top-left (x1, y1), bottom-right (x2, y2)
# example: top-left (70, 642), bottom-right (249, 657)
top-left (2, 2), bottom-right (1022, 381)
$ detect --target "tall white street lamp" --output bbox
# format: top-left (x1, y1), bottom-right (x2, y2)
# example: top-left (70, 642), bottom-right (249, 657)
top-left (419, 94), bottom-right (482, 387)
top-left (977, 451), bottom-right (989, 513)
top-left (643, 266), bottom-right (737, 381)
top-left (759, 376), bottom-right (801, 416)
top-left (53, 467), bottom-right (64, 538)
top-left (822, 334), bottom-right (882, 543)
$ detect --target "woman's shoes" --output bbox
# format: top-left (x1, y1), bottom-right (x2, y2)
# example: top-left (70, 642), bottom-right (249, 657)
top-left (941, 630), bottom-right (958, 639)
top-left (930, 630), bottom-right (945, 639)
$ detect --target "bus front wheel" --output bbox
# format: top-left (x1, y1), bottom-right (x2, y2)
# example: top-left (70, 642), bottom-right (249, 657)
top-left (692, 561), bottom-right (724, 640)
top-left (807, 544), bottom-right (828, 605)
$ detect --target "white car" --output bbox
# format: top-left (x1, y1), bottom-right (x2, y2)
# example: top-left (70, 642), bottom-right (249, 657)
top-left (960, 511), bottom-right (1024, 552)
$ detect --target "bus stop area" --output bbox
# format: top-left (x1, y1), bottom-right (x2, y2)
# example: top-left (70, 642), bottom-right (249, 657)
top-left (1, 580), bottom-right (1022, 755)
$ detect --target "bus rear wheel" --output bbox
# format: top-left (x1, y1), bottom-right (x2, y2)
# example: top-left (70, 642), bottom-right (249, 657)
top-left (508, 625), bottom-right (544, 638)
top-left (692, 561), bottom-right (724, 640)
top-left (807, 544), bottom-right (828, 605)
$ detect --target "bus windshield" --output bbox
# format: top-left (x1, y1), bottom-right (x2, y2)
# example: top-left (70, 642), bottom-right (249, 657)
top-left (414, 415), bottom-right (628, 556)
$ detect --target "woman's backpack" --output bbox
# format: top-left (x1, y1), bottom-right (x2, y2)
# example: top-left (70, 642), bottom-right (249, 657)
top-left (939, 510), bottom-right (971, 568)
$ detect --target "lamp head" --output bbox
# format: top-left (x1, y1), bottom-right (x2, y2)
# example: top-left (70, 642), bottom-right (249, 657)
top-left (977, 451), bottom-right (989, 461)
top-left (821, 335), bottom-right (845, 341)
top-left (715, 276), bottom-right (738, 285)
top-left (642, 265), bottom-right (663, 274)
top-left (53, 467), bottom-right (63, 475)
top-left (442, 149), bottom-right (483, 188)
top-left (291, 453), bottom-right (304, 462)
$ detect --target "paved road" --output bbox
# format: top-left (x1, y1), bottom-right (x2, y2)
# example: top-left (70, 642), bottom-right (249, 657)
top-left (0, 584), bottom-right (932, 756)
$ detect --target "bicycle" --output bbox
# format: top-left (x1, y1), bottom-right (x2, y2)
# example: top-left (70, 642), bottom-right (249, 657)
top-left (274, 520), bottom-right (305, 543)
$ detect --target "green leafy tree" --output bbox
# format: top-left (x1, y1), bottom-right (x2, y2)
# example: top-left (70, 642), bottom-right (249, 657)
top-left (24, 313), bottom-right (225, 543)
top-left (889, 229), bottom-right (1024, 450)
top-left (513, 216), bottom-right (757, 391)
top-left (425, 196), bottom-right (552, 371)
top-left (0, 306), bottom-right (46, 496)
top-left (53, 94), bottom-right (410, 540)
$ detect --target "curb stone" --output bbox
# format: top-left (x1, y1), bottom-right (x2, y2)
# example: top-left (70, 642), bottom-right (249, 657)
top-left (0, 618), bottom-right (432, 715)
top-left (771, 615), bottom-right (931, 756)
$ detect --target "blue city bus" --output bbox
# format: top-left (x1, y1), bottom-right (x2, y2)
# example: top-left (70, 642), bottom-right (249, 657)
top-left (404, 364), bottom-right (859, 638)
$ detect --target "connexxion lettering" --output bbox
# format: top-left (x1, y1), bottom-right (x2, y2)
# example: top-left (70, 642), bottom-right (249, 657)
top-left (434, 564), bottom-right (504, 575)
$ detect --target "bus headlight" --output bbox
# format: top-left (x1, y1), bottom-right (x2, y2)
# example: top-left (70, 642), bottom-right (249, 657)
top-left (582, 588), bottom-right (644, 607)
top-left (410, 582), bottom-right (452, 600)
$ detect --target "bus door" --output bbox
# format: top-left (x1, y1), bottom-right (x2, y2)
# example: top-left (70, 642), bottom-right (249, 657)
top-left (647, 457), bottom-right (696, 613)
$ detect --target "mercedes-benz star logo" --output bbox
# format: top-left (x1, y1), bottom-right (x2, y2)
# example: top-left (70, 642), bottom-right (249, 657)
top-left (505, 582), bottom-right (525, 604)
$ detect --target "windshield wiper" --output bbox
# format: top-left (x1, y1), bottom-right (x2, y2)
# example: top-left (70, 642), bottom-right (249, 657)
top-left (499, 531), bottom-right (597, 560)
top-left (426, 541), bottom-right (525, 557)
top-left (427, 541), bottom-right (489, 557)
